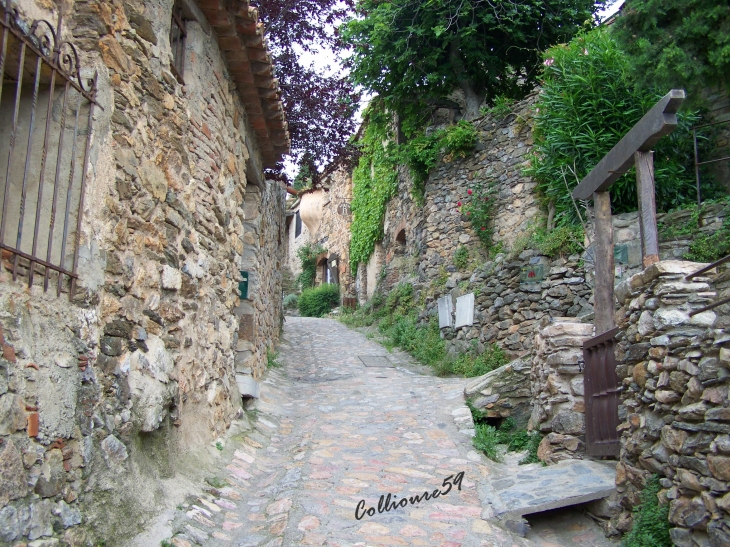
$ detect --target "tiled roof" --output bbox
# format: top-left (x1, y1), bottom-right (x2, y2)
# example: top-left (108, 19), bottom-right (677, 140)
top-left (196, 0), bottom-right (290, 167)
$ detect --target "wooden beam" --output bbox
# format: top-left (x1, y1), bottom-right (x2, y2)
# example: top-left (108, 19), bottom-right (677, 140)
top-left (635, 151), bottom-right (660, 267)
top-left (593, 191), bottom-right (616, 335)
top-left (572, 90), bottom-right (685, 200)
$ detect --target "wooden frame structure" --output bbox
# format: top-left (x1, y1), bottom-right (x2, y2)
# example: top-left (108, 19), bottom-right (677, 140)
top-left (573, 90), bottom-right (686, 456)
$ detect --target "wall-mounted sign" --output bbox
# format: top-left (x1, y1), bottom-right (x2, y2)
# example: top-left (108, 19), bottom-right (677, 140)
top-left (614, 244), bottom-right (629, 264)
top-left (520, 264), bottom-right (544, 284)
top-left (437, 296), bottom-right (453, 328)
top-left (455, 293), bottom-right (475, 328)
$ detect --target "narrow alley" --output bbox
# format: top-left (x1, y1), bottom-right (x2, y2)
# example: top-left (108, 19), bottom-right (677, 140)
top-left (134, 317), bottom-right (615, 547)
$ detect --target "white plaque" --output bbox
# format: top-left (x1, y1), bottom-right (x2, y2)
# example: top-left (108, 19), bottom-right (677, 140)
top-left (437, 295), bottom-right (453, 328)
top-left (455, 293), bottom-right (475, 328)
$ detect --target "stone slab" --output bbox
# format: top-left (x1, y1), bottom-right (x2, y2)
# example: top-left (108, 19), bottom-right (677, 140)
top-left (358, 355), bottom-right (394, 368)
top-left (236, 374), bottom-right (261, 398)
top-left (437, 296), bottom-right (453, 328)
top-left (493, 459), bottom-right (617, 518)
top-left (455, 293), bottom-right (475, 328)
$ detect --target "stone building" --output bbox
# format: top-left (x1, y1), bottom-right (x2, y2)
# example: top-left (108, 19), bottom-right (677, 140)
top-left (284, 165), bottom-right (356, 297)
top-left (0, 0), bottom-right (288, 543)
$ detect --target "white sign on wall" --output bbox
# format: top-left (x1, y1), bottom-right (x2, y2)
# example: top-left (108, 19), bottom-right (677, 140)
top-left (455, 293), bottom-right (475, 328)
top-left (437, 295), bottom-right (453, 328)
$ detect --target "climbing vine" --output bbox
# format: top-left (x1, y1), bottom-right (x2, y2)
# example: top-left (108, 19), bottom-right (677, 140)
top-left (350, 104), bottom-right (399, 270)
top-left (296, 243), bottom-right (326, 289)
top-left (350, 102), bottom-right (479, 270)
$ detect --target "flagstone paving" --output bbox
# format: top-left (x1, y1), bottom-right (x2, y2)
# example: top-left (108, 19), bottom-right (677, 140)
top-left (143, 317), bottom-right (616, 547)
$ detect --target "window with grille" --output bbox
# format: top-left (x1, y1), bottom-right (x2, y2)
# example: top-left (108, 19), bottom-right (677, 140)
top-left (169, 0), bottom-right (186, 83)
top-left (0, 2), bottom-right (99, 297)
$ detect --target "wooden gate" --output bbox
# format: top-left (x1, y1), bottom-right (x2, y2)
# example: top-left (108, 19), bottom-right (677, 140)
top-left (583, 327), bottom-right (620, 457)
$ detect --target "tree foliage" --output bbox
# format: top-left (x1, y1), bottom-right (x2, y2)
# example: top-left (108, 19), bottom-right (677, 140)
top-left (526, 28), bottom-right (704, 226)
top-left (611, 0), bottom-right (730, 103)
top-left (341, 0), bottom-right (601, 121)
top-left (254, 0), bottom-right (361, 172)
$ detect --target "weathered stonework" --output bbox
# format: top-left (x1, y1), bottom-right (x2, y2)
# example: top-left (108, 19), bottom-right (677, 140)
top-left (610, 260), bottom-right (730, 544)
top-left (0, 0), bottom-right (287, 544)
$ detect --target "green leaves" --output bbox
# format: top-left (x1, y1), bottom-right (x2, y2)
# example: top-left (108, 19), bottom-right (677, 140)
top-left (341, 0), bottom-right (599, 120)
top-left (612, 0), bottom-right (730, 105)
top-left (351, 106), bottom-right (479, 269)
top-left (526, 28), bottom-right (703, 226)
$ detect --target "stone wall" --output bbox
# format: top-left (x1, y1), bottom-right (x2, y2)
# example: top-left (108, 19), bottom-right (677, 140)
top-left (610, 260), bottom-right (730, 544)
top-left (529, 319), bottom-right (594, 463)
top-left (419, 251), bottom-right (593, 359)
top-left (0, 0), bottom-right (286, 544)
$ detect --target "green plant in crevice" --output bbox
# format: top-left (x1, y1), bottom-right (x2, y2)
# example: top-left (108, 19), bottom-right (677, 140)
top-left (657, 199), bottom-right (730, 263)
top-left (472, 417), bottom-right (542, 465)
top-left (526, 27), bottom-right (710, 228)
top-left (480, 95), bottom-right (515, 120)
top-left (458, 182), bottom-right (499, 249)
top-left (621, 475), bottom-right (671, 547)
top-left (453, 245), bottom-right (469, 270)
top-left (266, 349), bottom-right (282, 369)
top-left (215, 441), bottom-right (224, 451)
top-left (402, 120), bottom-right (479, 202)
top-left (530, 225), bottom-right (585, 258)
top-left (296, 243), bottom-right (326, 289)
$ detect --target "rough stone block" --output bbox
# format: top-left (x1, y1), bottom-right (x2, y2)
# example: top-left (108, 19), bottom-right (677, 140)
top-left (162, 265), bottom-right (182, 290)
top-left (236, 374), bottom-right (260, 398)
top-left (0, 439), bottom-right (28, 507)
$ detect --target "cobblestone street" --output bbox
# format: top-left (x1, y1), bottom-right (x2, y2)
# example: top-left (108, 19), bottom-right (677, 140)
top-left (136, 317), bottom-right (615, 547)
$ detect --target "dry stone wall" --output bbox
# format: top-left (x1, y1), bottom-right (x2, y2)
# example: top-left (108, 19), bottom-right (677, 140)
top-left (611, 260), bottom-right (730, 544)
top-left (420, 251), bottom-right (593, 359)
top-left (0, 0), bottom-right (286, 544)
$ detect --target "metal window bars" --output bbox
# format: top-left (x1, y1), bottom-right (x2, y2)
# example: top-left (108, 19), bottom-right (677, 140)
top-left (0, 0), bottom-right (99, 298)
top-left (169, 1), bottom-right (186, 84)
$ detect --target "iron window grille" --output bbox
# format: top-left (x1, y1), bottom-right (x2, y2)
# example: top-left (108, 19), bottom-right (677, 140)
top-left (0, 1), bottom-right (99, 298)
top-left (169, 1), bottom-right (186, 84)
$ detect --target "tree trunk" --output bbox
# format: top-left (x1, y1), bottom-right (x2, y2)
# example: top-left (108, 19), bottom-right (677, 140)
top-left (450, 39), bottom-right (485, 120)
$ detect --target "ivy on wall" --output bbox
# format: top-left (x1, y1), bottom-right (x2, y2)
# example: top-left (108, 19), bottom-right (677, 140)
top-left (350, 102), bottom-right (479, 270)
top-left (350, 104), bottom-right (399, 271)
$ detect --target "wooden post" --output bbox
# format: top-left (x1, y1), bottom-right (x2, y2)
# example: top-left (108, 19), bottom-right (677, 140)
top-left (635, 151), bottom-right (660, 267)
top-left (593, 191), bottom-right (616, 335)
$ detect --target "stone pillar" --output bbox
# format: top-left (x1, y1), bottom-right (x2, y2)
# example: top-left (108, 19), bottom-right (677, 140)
top-left (529, 317), bottom-right (594, 463)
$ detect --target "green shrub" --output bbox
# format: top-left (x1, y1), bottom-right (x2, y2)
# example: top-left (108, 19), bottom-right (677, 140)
top-left (453, 245), bottom-right (469, 270)
top-left (452, 343), bottom-right (508, 377)
top-left (298, 284), bottom-right (341, 317)
top-left (472, 418), bottom-right (542, 464)
top-left (531, 226), bottom-right (584, 258)
top-left (526, 28), bottom-right (706, 227)
top-left (283, 293), bottom-right (299, 309)
top-left (621, 475), bottom-right (671, 547)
